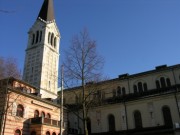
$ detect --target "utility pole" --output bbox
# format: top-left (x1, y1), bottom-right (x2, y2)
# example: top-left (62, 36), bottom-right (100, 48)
top-left (60, 65), bottom-right (64, 135)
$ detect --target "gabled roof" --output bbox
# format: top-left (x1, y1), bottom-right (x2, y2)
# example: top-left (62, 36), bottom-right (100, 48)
top-left (37, 0), bottom-right (55, 23)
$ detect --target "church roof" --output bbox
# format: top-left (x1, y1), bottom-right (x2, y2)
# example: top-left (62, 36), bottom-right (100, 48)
top-left (37, 0), bottom-right (55, 23)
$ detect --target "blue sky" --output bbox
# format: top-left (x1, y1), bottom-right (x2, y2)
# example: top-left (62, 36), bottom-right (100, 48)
top-left (0, 0), bottom-right (180, 79)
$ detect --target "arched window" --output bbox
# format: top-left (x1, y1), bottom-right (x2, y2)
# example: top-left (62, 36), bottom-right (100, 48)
top-left (14, 129), bottom-right (21, 135)
top-left (31, 131), bottom-right (36, 135)
top-left (41, 111), bottom-right (45, 118)
top-left (133, 85), bottom-right (137, 93)
top-left (166, 78), bottom-right (171, 87)
top-left (143, 83), bottom-right (148, 91)
top-left (51, 33), bottom-right (54, 45)
top-left (46, 131), bottom-right (50, 135)
top-left (162, 106), bottom-right (173, 127)
top-left (34, 110), bottom-right (39, 118)
top-left (156, 80), bottom-right (160, 89)
top-left (108, 114), bottom-right (115, 132)
top-left (117, 86), bottom-right (121, 96)
top-left (122, 87), bottom-right (126, 95)
top-left (16, 104), bottom-right (24, 117)
top-left (160, 77), bottom-right (166, 88)
top-left (47, 113), bottom-right (51, 119)
top-left (35, 31), bottom-right (39, 43)
top-left (112, 89), bottom-right (116, 97)
top-left (52, 132), bottom-right (56, 135)
top-left (48, 32), bottom-right (51, 44)
top-left (54, 37), bottom-right (57, 48)
top-left (39, 31), bottom-right (42, 42)
top-left (138, 82), bottom-right (143, 93)
top-left (134, 110), bottom-right (142, 129)
top-left (87, 118), bottom-right (91, 134)
top-left (32, 34), bottom-right (35, 45)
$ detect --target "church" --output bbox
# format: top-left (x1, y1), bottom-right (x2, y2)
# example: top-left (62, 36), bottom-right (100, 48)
top-left (1, 0), bottom-right (180, 135)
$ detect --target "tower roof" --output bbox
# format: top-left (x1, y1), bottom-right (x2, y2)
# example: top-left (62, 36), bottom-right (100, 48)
top-left (37, 0), bottom-right (55, 23)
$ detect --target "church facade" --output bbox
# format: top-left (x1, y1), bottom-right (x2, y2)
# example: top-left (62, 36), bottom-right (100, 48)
top-left (1, 0), bottom-right (180, 135)
top-left (64, 64), bottom-right (180, 135)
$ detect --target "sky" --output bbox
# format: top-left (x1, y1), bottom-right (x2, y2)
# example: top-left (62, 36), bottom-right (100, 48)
top-left (0, 0), bottom-right (180, 79)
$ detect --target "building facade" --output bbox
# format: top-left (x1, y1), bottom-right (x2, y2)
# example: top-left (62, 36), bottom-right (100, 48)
top-left (0, 77), bottom-right (66, 135)
top-left (64, 64), bottom-right (180, 135)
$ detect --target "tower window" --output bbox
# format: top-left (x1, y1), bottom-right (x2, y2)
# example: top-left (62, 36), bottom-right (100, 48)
top-left (36, 31), bottom-right (39, 43)
top-left (51, 33), bottom-right (54, 45)
top-left (39, 31), bottom-right (42, 42)
top-left (48, 32), bottom-right (51, 44)
top-left (32, 34), bottom-right (35, 45)
top-left (54, 37), bottom-right (57, 49)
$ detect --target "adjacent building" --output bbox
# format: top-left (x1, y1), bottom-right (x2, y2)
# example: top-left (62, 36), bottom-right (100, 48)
top-left (64, 64), bottom-right (180, 135)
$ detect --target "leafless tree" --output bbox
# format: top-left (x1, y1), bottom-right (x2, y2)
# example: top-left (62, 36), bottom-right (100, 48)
top-left (63, 28), bottom-right (104, 135)
top-left (0, 57), bottom-right (21, 79)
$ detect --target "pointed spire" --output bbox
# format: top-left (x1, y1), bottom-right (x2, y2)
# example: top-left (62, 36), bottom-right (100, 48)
top-left (37, 0), bottom-right (55, 23)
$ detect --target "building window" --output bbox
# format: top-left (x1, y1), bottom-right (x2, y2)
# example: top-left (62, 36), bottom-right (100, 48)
top-left (108, 114), bottom-right (115, 132)
top-left (156, 77), bottom-right (171, 89)
top-left (32, 34), bottom-right (35, 45)
top-left (54, 37), bottom-right (57, 49)
top-left (117, 86), bottom-right (121, 96)
top-left (34, 110), bottom-right (39, 118)
top-left (39, 31), bottom-right (42, 42)
top-left (133, 85), bottom-right (138, 93)
top-left (36, 31), bottom-right (39, 43)
top-left (48, 32), bottom-right (51, 44)
top-left (51, 33), bottom-right (54, 45)
top-left (122, 87), bottom-right (126, 95)
top-left (47, 113), bottom-right (51, 119)
top-left (31, 131), bottom-right (36, 135)
top-left (46, 131), bottom-right (50, 135)
top-left (134, 110), bottom-right (142, 129)
top-left (14, 129), bottom-right (21, 135)
top-left (160, 77), bottom-right (166, 88)
top-left (41, 111), bottom-right (45, 118)
top-left (156, 80), bottom-right (160, 89)
top-left (112, 89), bottom-right (116, 98)
top-left (16, 104), bottom-right (24, 117)
top-left (162, 106), bottom-right (173, 127)
top-left (138, 82), bottom-right (143, 93)
top-left (52, 132), bottom-right (56, 135)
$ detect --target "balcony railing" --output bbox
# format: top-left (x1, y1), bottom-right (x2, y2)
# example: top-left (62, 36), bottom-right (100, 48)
top-left (31, 117), bottom-right (60, 127)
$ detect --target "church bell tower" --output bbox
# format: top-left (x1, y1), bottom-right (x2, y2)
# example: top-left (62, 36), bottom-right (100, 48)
top-left (23, 0), bottom-right (60, 99)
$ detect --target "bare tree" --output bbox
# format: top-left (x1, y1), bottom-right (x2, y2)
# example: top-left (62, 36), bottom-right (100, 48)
top-left (63, 28), bottom-right (104, 135)
top-left (0, 57), bottom-right (21, 79)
